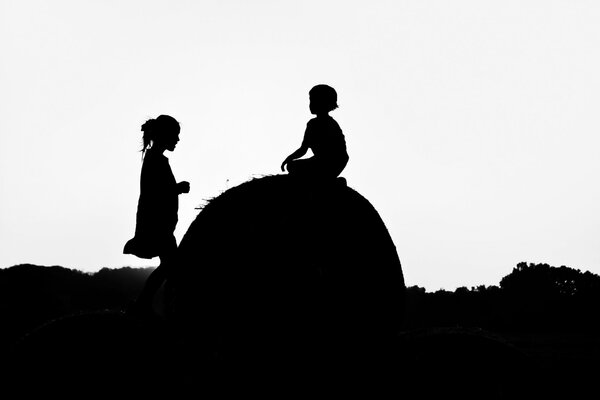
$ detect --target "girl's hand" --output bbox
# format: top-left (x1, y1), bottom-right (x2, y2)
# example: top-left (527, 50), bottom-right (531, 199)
top-left (281, 158), bottom-right (290, 172)
top-left (178, 181), bottom-right (190, 194)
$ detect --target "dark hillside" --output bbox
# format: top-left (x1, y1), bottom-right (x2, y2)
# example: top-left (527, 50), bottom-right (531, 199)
top-left (2, 176), bottom-right (599, 397)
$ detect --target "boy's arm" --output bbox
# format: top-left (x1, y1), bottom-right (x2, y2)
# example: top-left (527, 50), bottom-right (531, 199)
top-left (281, 131), bottom-right (310, 171)
top-left (281, 145), bottom-right (308, 171)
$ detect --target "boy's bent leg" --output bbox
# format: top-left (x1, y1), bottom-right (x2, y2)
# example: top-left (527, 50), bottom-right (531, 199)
top-left (288, 158), bottom-right (321, 178)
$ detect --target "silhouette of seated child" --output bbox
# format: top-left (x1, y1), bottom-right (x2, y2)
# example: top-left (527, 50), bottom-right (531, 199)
top-left (281, 84), bottom-right (349, 182)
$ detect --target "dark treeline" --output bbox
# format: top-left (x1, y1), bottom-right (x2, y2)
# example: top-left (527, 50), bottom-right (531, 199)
top-left (404, 262), bottom-right (600, 334)
top-left (2, 261), bottom-right (599, 351)
top-left (0, 264), bottom-right (153, 350)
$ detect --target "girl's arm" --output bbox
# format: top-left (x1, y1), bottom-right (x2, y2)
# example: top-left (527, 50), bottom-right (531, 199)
top-left (177, 181), bottom-right (190, 194)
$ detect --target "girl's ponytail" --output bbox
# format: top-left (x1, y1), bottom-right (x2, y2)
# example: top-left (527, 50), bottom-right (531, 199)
top-left (140, 118), bottom-right (156, 157)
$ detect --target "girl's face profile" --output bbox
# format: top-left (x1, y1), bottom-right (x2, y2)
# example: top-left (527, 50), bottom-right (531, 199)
top-left (160, 127), bottom-right (180, 152)
top-left (166, 130), bottom-right (180, 152)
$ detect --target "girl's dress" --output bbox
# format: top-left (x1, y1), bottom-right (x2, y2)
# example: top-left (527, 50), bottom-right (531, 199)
top-left (124, 150), bottom-right (179, 259)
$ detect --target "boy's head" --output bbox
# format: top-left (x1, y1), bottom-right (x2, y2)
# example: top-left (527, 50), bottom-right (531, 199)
top-left (309, 84), bottom-right (338, 114)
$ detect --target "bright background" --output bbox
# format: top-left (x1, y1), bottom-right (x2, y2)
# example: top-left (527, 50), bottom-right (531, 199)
top-left (1, 0), bottom-right (599, 291)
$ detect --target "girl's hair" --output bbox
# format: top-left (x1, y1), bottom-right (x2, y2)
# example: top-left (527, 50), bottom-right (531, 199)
top-left (140, 114), bottom-right (180, 156)
top-left (309, 84), bottom-right (339, 112)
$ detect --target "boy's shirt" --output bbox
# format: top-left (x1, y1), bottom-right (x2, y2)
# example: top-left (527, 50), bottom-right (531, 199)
top-left (303, 115), bottom-right (348, 160)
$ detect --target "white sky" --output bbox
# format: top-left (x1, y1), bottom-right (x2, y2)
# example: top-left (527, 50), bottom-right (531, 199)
top-left (1, 0), bottom-right (599, 291)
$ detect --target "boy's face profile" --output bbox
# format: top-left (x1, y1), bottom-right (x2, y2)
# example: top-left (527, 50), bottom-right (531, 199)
top-left (309, 95), bottom-right (326, 115)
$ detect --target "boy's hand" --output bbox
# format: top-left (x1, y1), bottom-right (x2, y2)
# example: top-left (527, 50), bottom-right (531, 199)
top-left (177, 181), bottom-right (190, 194)
top-left (280, 159), bottom-right (288, 172)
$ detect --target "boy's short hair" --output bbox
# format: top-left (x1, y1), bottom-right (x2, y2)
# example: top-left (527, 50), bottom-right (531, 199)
top-left (309, 84), bottom-right (338, 112)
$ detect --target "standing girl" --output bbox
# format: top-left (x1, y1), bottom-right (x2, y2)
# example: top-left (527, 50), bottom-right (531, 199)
top-left (124, 114), bottom-right (190, 314)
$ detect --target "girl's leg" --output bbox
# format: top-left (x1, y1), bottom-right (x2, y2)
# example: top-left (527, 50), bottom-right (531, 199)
top-left (135, 257), bottom-right (170, 307)
top-left (131, 240), bottom-right (177, 314)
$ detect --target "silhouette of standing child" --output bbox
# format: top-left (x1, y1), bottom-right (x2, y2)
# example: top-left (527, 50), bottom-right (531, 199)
top-left (124, 114), bottom-right (190, 315)
top-left (281, 84), bottom-right (349, 181)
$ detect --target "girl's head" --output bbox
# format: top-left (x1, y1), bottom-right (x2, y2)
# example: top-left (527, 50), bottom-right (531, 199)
top-left (309, 84), bottom-right (338, 115)
top-left (140, 114), bottom-right (180, 155)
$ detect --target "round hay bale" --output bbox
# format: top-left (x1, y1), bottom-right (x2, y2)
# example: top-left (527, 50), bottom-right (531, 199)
top-left (166, 175), bottom-right (405, 384)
